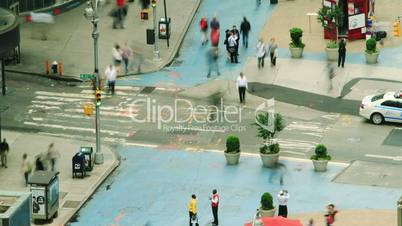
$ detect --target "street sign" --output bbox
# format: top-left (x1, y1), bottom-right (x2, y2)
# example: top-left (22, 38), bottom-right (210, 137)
top-left (80, 74), bottom-right (96, 79)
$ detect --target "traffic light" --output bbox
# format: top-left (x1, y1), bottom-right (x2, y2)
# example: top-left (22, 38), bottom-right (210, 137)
top-left (95, 89), bottom-right (101, 106)
top-left (151, 0), bottom-right (156, 8)
top-left (393, 21), bottom-right (401, 37)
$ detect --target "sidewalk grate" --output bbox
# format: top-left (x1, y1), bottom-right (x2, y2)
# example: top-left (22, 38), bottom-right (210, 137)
top-left (383, 128), bottom-right (402, 146)
top-left (140, 87), bottom-right (155, 94)
top-left (62, 200), bottom-right (81, 209)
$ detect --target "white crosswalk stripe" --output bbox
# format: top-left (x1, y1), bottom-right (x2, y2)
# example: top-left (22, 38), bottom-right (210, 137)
top-left (24, 88), bottom-right (145, 143)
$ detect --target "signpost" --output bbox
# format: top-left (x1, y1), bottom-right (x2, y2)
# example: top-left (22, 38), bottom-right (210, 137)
top-left (80, 74), bottom-right (96, 79)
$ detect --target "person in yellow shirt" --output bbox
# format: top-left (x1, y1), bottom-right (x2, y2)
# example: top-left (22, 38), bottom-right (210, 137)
top-left (188, 194), bottom-right (198, 226)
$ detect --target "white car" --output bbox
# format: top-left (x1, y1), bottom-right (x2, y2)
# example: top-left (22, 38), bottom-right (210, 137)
top-left (359, 91), bottom-right (402, 125)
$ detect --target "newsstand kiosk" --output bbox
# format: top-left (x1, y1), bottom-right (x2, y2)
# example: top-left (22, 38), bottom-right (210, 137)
top-left (28, 171), bottom-right (59, 222)
top-left (323, 0), bottom-right (370, 40)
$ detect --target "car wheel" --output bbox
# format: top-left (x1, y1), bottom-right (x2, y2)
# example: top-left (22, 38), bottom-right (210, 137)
top-left (371, 113), bottom-right (384, 125)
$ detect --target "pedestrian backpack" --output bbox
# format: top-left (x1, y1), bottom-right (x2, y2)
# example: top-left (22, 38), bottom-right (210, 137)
top-left (201, 19), bottom-right (208, 30)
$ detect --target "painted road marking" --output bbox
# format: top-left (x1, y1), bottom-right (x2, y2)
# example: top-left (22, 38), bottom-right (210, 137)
top-left (24, 121), bottom-right (132, 137)
top-left (365, 154), bottom-right (402, 161)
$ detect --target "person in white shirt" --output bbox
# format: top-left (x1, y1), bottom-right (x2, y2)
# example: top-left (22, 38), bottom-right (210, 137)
top-left (228, 32), bottom-right (238, 63)
top-left (236, 72), bottom-right (248, 104)
top-left (277, 190), bottom-right (290, 218)
top-left (112, 44), bottom-right (123, 66)
top-left (256, 39), bottom-right (266, 69)
top-left (105, 64), bottom-right (117, 95)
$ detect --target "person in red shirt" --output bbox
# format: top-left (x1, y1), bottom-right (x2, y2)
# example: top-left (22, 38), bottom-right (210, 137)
top-left (210, 189), bottom-right (219, 226)
top-left (200, 17), bottom-right (208, 45)
top-left (114, 0), bottom-right (126, 29)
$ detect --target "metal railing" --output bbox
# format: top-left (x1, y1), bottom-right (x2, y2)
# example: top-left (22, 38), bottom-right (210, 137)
top-left (0, 0), bottom-right (56, 13)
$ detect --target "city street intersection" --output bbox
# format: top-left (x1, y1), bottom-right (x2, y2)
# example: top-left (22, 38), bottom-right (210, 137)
top-left (1, 0), bottom-right (402, 225)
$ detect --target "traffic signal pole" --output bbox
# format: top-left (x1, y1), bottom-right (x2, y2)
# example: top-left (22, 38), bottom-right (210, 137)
top-left (88, 0), bottom-right (103, 164)
top-left (152, 0), bottom-right (160, 60)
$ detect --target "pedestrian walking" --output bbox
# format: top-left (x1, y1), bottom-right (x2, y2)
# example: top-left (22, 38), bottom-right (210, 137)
top-left (210, 16), bottom-right (220, 31)
top-left (256, 39), bottom-right (267, 69)
top-left (47, 143), bottom-right (60, 172)
top-left (240, 17), bottom-right (251, 48)
top-left (35, 153), bottom-right (45, 171)
top-left (188, 194), bottom-right (198, 226)
top-left (223, 29), bottom-right (230, 58)
top-left (231, 25), bottom-right (240, 57)
top-left (211, 29), bottom-right (220, 47)
top-left (277, 190), bottom-right (290, 218)
top-left (122, 42), bottom-right (133, 74)
top-left (207, 47), bottom-right (220, 78)
top-left (21, 153), bottom-right (33, 186)
top-left (200, 17), bottom-right (208, 45)
top-left (268, 38), bottom-right (278, 66)
top-left (228, 32), bottom-right (238, 63)
top-left (105, 64), bottom-right (117, 95)
top-left (326, 62), bottom-right (336, 90)
top-left (0, 138), bottom-right (9, 168)
top-left (113, 0), bottom-right (126, 29)
top-left (338, 38), bottom-right (346, 68)
top-left (307, 219), bottom-right (314, 226)
top-left (112, 44), bottom-right (123, 67)
top-left (210, 189), bottom-right (219, 226)
top-left (325, 203), bottom-right (338, 226)
top-left (236, 72), bottom-right (248, 104)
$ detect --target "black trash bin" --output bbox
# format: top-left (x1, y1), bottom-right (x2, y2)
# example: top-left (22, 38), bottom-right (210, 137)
top-left (72, 152), bottom-right (85, 178)
top-left (146, 28), bottom-right (155, 45)
top-left (80, 146), bottom-right (94, 171)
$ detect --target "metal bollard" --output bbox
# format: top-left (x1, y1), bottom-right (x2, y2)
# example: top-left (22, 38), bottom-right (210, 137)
top-left (397, 196), bottom-right (402, 226)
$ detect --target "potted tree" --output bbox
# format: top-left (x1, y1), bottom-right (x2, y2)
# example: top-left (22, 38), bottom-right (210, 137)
top-left (259, 192), bottom-right (276, 217)
top-left (224, 135), bottom-right (240, 165)
top-left (255, 113), bottom-right (285, 168)
top-left (365, 37), bottom-right (380, 64)
top-left (310, 144), bottom-right (331, 172)
top-left (289, 27), bottom-right (305, 58)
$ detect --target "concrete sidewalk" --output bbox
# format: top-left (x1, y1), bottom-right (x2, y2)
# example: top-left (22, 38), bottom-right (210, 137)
top-left (0, 130), bottom-right (118, 226)
top-left (69, 147), bottom-right (401, 225)
top-left (6, 0), bottom-right (201, 78)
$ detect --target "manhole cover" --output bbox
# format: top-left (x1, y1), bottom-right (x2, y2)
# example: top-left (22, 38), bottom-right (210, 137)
top-left (62, 200), bottom-right (81, 209)
top-left (383, 129), bottom-right (402, 146)
top-left (140, 87), bottom-right (155, 94)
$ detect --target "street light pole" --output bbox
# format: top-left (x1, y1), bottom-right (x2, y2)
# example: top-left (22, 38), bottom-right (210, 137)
top-left (86, 0), bottom-right (103, 164)
top-left (152, 3), bottom-right (160, 60)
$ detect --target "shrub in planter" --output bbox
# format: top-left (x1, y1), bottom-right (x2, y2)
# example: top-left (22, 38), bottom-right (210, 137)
top-left (326, 40), bottom-right (338, 49)
top-left (224, 135), bottom-right (241, 165)
top-left (259, 192), bottom-right (276, 217)
top-left (365, 38), bottom-right (379, 64)
top-left (310, 144), bottom-right (331, 160)
top-left (289, 27), bottom-right (305, 49)
top-left (255, 113), bottom-right (284, 167)
top-left (365, 38), bottom-right (377, 54)
top-left (225, 135), bottom-right (240, 154)
top-left (310, 144), bottom-right (331, 172)
top-left (260, 192), bottom-right (274, 210)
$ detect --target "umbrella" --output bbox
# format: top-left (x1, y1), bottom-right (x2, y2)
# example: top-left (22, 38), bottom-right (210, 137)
top-left (245, 216), bottom-right (303, 226)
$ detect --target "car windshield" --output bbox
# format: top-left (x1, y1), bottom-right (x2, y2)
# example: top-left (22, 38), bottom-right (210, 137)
top-left (371, 94), bottom-right (384, 102)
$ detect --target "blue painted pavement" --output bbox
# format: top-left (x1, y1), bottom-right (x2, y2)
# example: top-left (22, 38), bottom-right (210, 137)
top-left (69, 147), bottom-right (402, 226)
top-left (118, 0), bottom-right (275, 88)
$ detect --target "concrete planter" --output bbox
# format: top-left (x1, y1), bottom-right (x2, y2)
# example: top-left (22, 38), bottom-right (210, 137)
top-left (289, 47), bottom-right (303, 58)
top-left (365, 51), bottom-right (379, 64)
top-left (260, 152), bottom-right (279, 168)
top-left (312, 159), bottom-right (329, 172)
top-left (260, 208), bottom-right (276, 217)
top-left (224, 152), bottom-right (240, 165)
top-left (326, 48), bottom-right (338, 61)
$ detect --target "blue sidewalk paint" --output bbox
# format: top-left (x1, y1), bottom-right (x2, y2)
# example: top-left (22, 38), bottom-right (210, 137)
top-left (70, 148), bottom-right (402, 226)
top-left (119, 0), bottom-right (276, 88)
